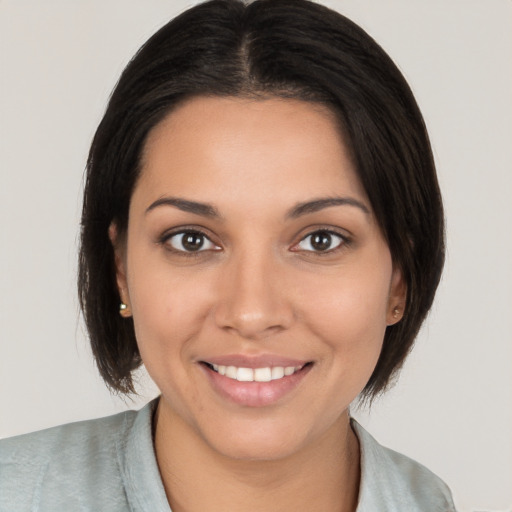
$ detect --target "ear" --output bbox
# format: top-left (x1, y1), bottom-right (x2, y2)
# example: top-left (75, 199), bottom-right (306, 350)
top-left (109, 222), bottom-right (132, 317)
top-left (386, 266), bottom-right (407, 326)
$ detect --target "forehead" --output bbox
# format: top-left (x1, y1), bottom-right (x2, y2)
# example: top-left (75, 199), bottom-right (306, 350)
top-left (135, 96), bottom-right (368, 212)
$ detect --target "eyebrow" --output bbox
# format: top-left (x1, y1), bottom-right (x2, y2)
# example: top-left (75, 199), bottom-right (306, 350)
top-left (286, 197), bottom-right (370, 218)
top-left (146, 197), bottom-right (220, 218)
top-left (145, 195), bottom-right (370, 219)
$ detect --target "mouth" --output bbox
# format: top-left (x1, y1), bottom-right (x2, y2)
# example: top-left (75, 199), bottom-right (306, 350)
top-left (202, 362), bottom-right (309, 382)
top-left (199, 360), bottom-right (313, 407)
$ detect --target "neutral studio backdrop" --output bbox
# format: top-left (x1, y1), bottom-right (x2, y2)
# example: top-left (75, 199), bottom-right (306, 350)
top-left (1, 1), bottom-right (511, 511)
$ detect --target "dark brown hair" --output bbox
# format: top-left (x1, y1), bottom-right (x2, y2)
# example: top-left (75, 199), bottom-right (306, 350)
top-left (79, 0), bottom-right (444, 400)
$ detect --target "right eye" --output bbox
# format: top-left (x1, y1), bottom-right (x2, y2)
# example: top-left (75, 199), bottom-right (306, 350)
top-left (295, 230), bottom-right (346, 253)
top-left (165, 231), bottom-right (219, 253)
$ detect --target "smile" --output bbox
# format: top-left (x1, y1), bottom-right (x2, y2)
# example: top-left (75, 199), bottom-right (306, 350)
top-left (201, 360), bottom-right (313, 407)
top-left (207, 364), bottom-right (304, 382)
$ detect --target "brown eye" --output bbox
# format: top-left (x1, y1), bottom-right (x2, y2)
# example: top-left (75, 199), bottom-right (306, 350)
top-left (296, 230), bottom-right (345, 253)
top-left (167, 231), bottom-right (218, 252)
top-left (182, 232), bottom-right (205, 251)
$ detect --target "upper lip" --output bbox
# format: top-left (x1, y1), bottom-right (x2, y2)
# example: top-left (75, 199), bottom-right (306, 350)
top-left (201, 354), bottom-right (311, 369)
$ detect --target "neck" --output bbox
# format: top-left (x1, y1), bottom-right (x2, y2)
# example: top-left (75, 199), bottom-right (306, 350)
top-left (153, 400), bottom-right (360, 512)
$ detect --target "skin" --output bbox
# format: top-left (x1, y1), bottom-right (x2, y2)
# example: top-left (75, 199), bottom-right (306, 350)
top-left (112, 96), bottom-right (406, 512)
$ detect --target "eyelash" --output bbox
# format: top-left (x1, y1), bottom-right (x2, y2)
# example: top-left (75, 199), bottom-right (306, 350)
top-left (291, 229), bottom-right (350, 255)
top-left (159, 228), bottom-right (220, 257)
top-left (159, 227), bottom-right (350, 257)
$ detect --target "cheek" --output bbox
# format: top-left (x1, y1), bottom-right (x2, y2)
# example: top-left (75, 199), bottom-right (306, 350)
top-left (299, 265), bottom-right (391, 356)
top-left (128, 267), bottom-right (211, 409)
top-left (126, 253), bottom-right (212, 361)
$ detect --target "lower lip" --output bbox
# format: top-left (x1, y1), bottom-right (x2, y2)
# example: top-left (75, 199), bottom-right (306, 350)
top-left (201, 364), bottom-right (312, 407)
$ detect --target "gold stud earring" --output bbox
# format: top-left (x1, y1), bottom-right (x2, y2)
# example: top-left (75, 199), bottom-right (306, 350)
top-left (119, 302), bottom-right (131, 318)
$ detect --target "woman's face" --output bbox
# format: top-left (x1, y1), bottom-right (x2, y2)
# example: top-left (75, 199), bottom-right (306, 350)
top-left (113, 96), bottom-right (405, 460)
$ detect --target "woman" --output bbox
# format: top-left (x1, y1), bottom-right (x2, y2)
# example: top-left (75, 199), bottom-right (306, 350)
top-left (0, 0), bottom-right (456, 510)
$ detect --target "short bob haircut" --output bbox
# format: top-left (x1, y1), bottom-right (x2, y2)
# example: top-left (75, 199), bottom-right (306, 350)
top-left (79, 0), bottom-right (444, 401)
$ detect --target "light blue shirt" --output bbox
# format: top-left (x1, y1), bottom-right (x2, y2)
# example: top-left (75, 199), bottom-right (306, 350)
top-left (0, 398), bottom-right (456, 511)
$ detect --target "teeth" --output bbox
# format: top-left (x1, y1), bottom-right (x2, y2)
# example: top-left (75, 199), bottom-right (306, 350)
top-left (254, 367), bottom-right (272, 382)
top-left (271, 366), bottom-right (284, 379)
top-left (237, 367), bottom-right (254, 381)
top-left (209, 364), bottom-right (303, 382)
top-left (226, 366), bottom-right (237, 379)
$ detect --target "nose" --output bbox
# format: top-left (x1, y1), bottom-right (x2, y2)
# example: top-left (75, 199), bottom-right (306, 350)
top-left (213, 248), bottom-right (294, 340)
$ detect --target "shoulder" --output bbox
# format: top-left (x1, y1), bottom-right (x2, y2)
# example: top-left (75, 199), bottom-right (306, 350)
top-left (0, 403), bottom-right (152, 511)
top-left (0, 405), bottom-right (136, 472)
top-left (352, 419), bottom-right (457, 512)
top-left (1, 404), bottom-right (135, 456)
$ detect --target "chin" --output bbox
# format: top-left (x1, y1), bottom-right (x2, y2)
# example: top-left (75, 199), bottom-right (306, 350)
top-left (208, 431), bottom-right (304, 462)
top-left (194, 413), bottom-right (327, 462)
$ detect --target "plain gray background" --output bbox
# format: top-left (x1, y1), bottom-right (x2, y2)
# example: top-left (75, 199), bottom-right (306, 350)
top-left (1, 1), bottom-right (511, 511)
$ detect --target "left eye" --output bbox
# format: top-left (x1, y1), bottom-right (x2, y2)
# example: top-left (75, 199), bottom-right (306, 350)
top-left (166, 231), bottom-right (219, 252)
top-left (295, 230), bottom-right (346, 252)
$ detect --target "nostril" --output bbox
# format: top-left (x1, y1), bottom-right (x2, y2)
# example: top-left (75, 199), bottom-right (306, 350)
top-left (214, 306), bottom-right (291, 340)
